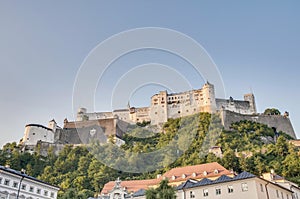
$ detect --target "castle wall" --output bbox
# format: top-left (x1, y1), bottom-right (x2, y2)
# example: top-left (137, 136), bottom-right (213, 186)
top-left (220, 110), bottom-right (296, 139)
top-left (113, 109), bottom-right (131, 123)
top-left (216, 99), bottom-right (255, 115)
top-left (21, 125), bottom-right (54, 145)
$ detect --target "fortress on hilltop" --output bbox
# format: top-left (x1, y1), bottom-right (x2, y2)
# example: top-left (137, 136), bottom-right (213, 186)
top-left (19, 82), bottom-right (296, 155)
top-left (76, 82), bottom-right (256, 125)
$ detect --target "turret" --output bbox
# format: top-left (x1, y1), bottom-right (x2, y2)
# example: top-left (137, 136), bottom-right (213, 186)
top-left (201, 82), bottom-right (217, 113)
top-left (76, 107), bottom-right (87, 121)
top-left (48, 119), bottom-right (57, 132)
top-left (244, 93), bottom-right (256, 114)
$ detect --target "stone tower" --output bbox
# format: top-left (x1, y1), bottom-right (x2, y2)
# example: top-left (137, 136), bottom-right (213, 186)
top-left (149, 91), bottom-right (168, 125)
top-left (48, 119), bottom-right (57, 132)
top-left (201, 82), bottom-right (217, 113)
top-left (76, 107), bottom-right (87, 121)
top-left (244, 93), bottom-right (257, 114)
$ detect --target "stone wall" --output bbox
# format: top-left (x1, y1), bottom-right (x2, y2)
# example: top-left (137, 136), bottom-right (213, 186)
top-left (220, 109), bottom-right (296, 139)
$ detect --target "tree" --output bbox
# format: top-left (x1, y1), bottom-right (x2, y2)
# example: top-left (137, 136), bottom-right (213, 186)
top-left (264, 108), bottom-right (281, 115)
top-left (146, 179), bottom-right (176, 199)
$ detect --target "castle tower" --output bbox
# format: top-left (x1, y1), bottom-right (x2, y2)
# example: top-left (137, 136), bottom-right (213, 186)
top-left (76, 107), bottom-right (87, 121)
top-left (48, 119), bottom-right (57, 132)
top-left (244, 93), bottom-right (257, 114)
top-left (201, 82), bottom-right (217, 113)
top-left (149, 91), bottom-right (168, 125)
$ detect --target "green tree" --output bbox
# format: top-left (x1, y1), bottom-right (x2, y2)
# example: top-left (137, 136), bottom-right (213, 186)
top-left (264, 108), bottom-right (281, 115)
top-left (146, 179), bottom-right (176, 199)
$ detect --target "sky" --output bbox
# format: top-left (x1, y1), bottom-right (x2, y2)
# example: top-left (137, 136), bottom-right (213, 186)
top-left (0, 1), bottom-right (299, 147)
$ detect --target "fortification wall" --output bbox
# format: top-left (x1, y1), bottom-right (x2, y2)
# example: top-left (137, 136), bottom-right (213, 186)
top-left (220, 110), bottom-right (296, 139)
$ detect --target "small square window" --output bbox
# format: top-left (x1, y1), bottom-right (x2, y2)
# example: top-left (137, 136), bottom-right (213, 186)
top-left (44, 190), bottom-right (48, 196)
top-left (21, 184), bottom-right (26, 190)
top-left (0, 177), bottom-right (2, 184)
top-left (241, 183), bottom-right (248, 192)
top-left (228, 185), bottom-right (233, 193)
top-left (13, 182), bottom-right (18, 188)
top-left (50, 192), bottom-right (55, 198)
top-left (203, 189), bottom-right (208, 197)
top-left (29, 186), bottom-right (34, 192)
top-left (216, 188), bottom-right (221, 195)
top-left (260, 184), bottom-right (264, 192)
top-left (37, 188), bottom-right (41, 194)
top-left (4, 179), bottom-right (10, 186)
top-left (190, 191), bottom-right (195, 198)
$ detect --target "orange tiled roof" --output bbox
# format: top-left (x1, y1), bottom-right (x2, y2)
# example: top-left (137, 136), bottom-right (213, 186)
top-left (101, 179), bottom-right (158, 194)
top-left (162, 162), bottom-right (231, 182)
top-left (101, 162), bottom-right (231, 194)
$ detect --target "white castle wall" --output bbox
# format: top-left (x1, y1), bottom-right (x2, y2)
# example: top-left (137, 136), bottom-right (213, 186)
top-left (21, 125), bottom-right (54, 145)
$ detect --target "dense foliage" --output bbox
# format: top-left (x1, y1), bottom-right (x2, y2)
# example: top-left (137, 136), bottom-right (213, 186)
top-left (145, 179), bottom-right (176, 199)
top-left (1, 112), bottom-right (300, 198)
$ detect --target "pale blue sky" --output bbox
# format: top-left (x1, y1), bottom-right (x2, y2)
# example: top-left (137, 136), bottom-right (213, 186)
top-left (0, 1), bottom-right (299, 146)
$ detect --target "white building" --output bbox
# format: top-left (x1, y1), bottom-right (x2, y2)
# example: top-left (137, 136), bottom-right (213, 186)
top-left (20, 122), bottom-right (56, 146)
top-left (0, 165), bottom-right (59, 199)
top-left (95, 162), bottom-right (299, 199)
top-left (176, 172), bottom-right (294, 199)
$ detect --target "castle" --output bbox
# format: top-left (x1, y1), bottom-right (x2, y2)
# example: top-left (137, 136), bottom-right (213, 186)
top-left (19, 82), bottom-right (296, 155)
top-left (76, 82), bottom-right (256, 125)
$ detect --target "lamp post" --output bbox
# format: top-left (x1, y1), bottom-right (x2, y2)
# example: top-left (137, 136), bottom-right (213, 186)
top-left (16, 169), bottom-right (26, 199)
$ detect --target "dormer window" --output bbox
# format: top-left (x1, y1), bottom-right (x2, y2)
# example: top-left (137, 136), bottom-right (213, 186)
top-left (192, 172), bottom-right (196, 177)
top-left (182, 174), bottom-right (186, 179)
top-left (214, 169), bottom-right (219, 174)
top-left (172, 175), bottom-right (176, 180)
top-left (203, 171), bottom-right (208, 176)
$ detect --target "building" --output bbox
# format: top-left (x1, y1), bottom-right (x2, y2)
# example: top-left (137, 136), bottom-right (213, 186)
top-left (98, 162), bottom-right (233, 198)
top-left (0, 165), bottom-right (59, 199)
top-left (175, 171), bottom-right (294, 199)
top-left (261, 171), bottom-right (300, 199)
top-left (96, 163), bottom-right (300, 199)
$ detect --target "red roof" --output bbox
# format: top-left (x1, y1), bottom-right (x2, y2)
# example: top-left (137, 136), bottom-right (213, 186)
top-left (101, 162), bottom-right (231, 194)
top-left (101, 179), bottom-right (158, 194)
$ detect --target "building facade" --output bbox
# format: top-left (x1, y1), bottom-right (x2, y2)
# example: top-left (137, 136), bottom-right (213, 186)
top-left (0, 165), bottom-right (59, 199)
top-left (96, 164), bottom-right (299, 199)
